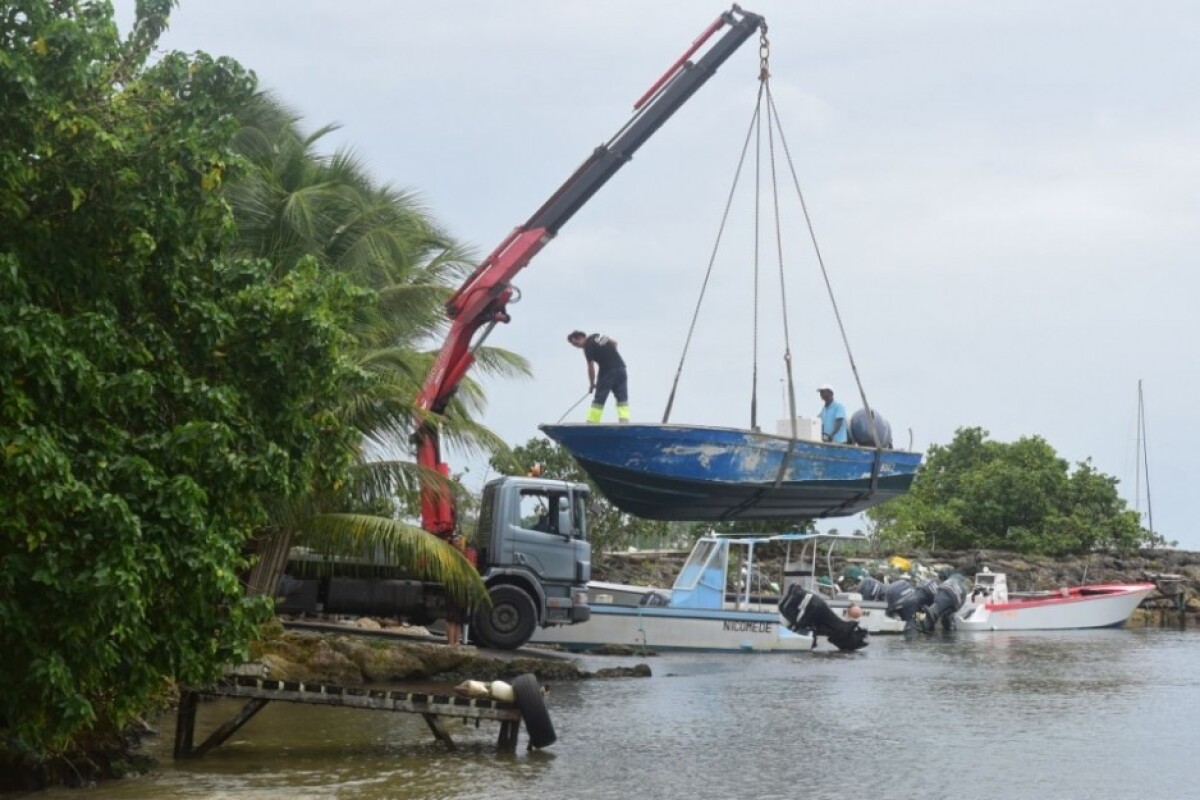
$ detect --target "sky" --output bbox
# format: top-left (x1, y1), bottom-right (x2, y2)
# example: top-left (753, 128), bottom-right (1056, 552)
top-left (111, 1), bottom-right (1199, 549)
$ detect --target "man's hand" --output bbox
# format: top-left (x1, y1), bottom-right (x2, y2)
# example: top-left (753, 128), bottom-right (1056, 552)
top-left (822, 433), bottom-right (832, 442)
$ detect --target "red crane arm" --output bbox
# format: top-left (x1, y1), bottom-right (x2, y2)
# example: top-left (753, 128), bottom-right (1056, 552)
top-left (416, 5), bottom-right (766, 537)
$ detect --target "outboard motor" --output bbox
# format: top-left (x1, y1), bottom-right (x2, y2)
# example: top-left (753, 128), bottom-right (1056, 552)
top-left (778, 584), bottom-right (869, 652)
top-left (884, 579), bottom-right (937, 633)
top-left (849, 409), bottom-right (894, 448)
top-left (919, 573), bottom-right (970, 632)
top-left (856, 576), bottom-right (888, 602)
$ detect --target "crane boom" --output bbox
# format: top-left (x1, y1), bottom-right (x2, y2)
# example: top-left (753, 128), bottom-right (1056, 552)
top-left (416, 5), bottom-right (766, 536)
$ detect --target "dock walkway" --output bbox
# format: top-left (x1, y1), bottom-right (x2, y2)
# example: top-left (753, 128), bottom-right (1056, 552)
top-left (174, 674), bottom-right (526, 758)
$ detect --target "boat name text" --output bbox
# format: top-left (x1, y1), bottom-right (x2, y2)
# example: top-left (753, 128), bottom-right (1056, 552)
top-left (722, 620), bottom-right (772, 634)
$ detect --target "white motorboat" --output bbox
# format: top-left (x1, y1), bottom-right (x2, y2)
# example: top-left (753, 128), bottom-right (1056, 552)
top-left (530, 533), bottom-right (820, 653)
top-left (954, 570), bottom-right (1156, 631)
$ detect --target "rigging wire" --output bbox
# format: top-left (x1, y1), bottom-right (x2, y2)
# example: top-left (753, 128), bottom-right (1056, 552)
top-left (662, 25), bottom-right (884, 452)
top-left (661, 82), bottom-right (766, 423)
top-left (764, 80), bottom-right (799, 445)
top-left (750, 87), bottom-right (762, 432)
top-left (765, 86), bottom-right (882, 449)
top-left (1137, 379), bottom-right (1154, 535)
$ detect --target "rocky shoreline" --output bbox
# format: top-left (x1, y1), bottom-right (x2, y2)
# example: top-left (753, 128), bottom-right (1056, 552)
top-left (247, 621), bottom-right (650, 686)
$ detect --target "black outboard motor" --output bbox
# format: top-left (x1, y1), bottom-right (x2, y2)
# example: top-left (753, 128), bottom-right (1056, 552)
top-left (919, 573), bottom-right (970, 632)
top-left (778, 583), bottom-right (869, 652)
top-left (884, 579), bottom-right (937, 633)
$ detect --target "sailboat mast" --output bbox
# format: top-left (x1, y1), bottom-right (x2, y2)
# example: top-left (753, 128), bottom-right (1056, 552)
top-left (1137, 379), bottom-right (1154, 535)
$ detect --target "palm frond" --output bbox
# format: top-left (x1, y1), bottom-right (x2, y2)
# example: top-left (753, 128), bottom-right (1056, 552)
top-left (299, 514), bottom-right (487, 607)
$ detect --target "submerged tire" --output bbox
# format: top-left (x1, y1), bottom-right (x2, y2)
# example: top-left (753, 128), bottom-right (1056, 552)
top-left (473, 585), bottom-right (537, 650)
top-left (512, 673), bottom-right (556, 749)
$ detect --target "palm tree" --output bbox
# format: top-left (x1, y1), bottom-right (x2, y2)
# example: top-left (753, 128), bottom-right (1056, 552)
top-left (230, 93), bottom-right (528, 607)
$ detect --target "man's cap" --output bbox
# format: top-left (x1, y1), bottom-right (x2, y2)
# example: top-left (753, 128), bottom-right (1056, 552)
top-left (817, 384), bottom-right (834, 392)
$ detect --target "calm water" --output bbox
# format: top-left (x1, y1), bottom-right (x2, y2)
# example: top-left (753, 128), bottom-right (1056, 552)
top-left (39, 628), bottom-right (1200, 800)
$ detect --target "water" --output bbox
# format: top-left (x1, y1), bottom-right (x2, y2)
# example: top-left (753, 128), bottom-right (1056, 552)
top-left (37, 629), bottom-right (1200, 799)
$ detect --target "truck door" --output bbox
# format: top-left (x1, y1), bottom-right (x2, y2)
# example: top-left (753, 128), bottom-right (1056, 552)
top-left (504, 488), bottom-right (579, 583)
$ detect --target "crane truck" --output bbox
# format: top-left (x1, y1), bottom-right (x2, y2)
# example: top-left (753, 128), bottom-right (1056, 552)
top-left (277, 6), bottom-right (767, 649)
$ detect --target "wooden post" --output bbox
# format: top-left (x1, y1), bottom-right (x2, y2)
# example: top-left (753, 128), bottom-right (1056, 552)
top-left (422, 714), bottom-right (456, 750)
top-left (173, 692), bottom-right (199, 759)
top-left (189, 699), bottom-right (270, 759)
top-left (497, 719), bottom-right (520, 751)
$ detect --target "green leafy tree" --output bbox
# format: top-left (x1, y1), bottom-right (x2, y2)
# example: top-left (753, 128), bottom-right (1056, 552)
top-left (0, 0), bottom-right (366, 769)
top-left (869, 427), bottom-right (1158, 555)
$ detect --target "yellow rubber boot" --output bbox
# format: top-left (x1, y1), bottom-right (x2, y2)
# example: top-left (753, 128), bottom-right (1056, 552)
top-left (617, 403), bottom-right (631, 423)
top-left (587, 404), bottom-right (603, 423)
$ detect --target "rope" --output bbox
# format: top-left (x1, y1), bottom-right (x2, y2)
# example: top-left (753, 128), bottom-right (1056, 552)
top-left (765, 86), bottom-right (883, 450)
top-left (556, 390), bottom-right (594, 424)
top-left (661, 83), bottom-right (766, 423)
top-left (750, 101), bottom-right (762, 432)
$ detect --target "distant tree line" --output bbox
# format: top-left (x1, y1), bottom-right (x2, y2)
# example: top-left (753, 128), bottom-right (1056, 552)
top-left (867, 427), bottom-right (1166, 555)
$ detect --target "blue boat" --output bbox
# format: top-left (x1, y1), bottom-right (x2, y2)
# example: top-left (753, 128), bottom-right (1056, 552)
top-left (538, 423), bottom-right (922, 521)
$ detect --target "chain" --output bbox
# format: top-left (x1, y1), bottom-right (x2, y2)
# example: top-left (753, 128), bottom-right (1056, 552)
top-left (758, 25), bottom-right (770, 82)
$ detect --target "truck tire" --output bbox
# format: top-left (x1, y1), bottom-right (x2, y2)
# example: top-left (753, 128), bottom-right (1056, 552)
top-left (512, 673), bottom-right (556, 748)
top-left (473, 585), bottom-right (538, 650)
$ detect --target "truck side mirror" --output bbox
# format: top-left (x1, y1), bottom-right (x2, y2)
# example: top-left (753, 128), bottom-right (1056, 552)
top-left (556, 497), bottom-right (572, 537)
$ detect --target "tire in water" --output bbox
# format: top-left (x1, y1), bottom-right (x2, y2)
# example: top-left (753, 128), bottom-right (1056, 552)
top-left (512, 673), bottom-right (556, 748)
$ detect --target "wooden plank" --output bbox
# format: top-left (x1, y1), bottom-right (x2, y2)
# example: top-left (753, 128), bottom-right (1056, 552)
top-left (196, 680), bottom-right (520, 722)
top-left (422, 714), bottom-right (456, 751)
top-left (189, 698), bottom-right (270, 759)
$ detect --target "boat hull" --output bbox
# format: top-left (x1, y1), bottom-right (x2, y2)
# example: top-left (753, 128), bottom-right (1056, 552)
top-left (539, 423), bottom-right (922, 521)
top-left (529, 604), bottom-right (812, 652)
top-left (956, 583), bottom-right (1156, 631)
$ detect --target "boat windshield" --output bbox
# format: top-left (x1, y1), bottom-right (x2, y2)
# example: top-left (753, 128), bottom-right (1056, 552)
top-left (674, 539), bottom-right (725, 591)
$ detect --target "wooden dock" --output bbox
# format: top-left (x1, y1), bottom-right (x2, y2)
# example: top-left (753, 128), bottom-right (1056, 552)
top-left (174, 674), bottom-right (528, 758)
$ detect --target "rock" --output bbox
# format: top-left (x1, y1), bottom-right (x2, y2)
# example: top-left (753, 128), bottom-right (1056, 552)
top-left (588, 643), bottom-right (657, 656)
top-left (251, 627), bottom-right (653, 686)
top-left (593, 664), bottom-right (652, 678)
top-left (302, 639), bottom-right (362, 685)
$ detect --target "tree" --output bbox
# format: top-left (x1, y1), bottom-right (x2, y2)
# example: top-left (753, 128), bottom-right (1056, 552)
top-left (868, 427), bottom-right (1158, 555)
top-left (0, 0), bottom-right (364, 772)
top-left (226, 93), bottom-right (526, 605)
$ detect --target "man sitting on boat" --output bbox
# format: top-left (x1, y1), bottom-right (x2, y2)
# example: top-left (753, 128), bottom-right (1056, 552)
top-left (817, 385), bottom-right (848, 443)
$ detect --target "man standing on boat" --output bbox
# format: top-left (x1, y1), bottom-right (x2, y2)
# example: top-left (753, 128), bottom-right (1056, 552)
top-left (817, 385), bottom-right (848, 443)
top-left (568, 330), bottom-right (630, 423)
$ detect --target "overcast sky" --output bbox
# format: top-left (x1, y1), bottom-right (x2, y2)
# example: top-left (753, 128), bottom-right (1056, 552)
top-left (112, 1), bottom-right (1199, 549)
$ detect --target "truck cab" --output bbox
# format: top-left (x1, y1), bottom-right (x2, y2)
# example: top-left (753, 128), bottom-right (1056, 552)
top-left (470, 476), bottom-right (592, 649)
top-left (275, 475), bottom-right (591, 650)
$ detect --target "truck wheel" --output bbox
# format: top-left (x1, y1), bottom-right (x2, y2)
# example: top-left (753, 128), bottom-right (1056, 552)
top-left (512, 673), bottom-right (556, 748)
top-left (473, 585), bottom-right (537, 650)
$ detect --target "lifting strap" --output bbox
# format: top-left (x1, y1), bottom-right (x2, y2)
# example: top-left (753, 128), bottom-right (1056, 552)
top-left (662, 25), bottom-right (884, 453)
